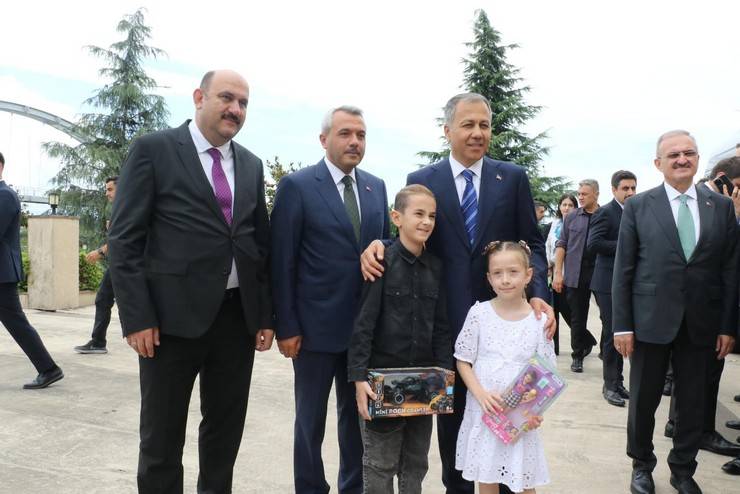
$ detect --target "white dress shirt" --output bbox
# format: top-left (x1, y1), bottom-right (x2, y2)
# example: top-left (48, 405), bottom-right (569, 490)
top-left (663, 182), bottom-right (701, 242)
top-left (188, 120), bottom-right (239, 289)
top-left (449, 155), bottom-right (483, 204)
top-left (325, 157), bottom-right (361, 216)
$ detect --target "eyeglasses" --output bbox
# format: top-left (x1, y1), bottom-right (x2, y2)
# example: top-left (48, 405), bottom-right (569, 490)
top-left (660, 150), bottom-right (698, 160)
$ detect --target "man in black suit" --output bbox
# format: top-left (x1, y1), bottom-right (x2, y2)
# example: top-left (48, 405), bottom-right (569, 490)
top-left (108, 70), bottom-right (274, 493)
top-left (613, 130), bottom-right (739, 494)
top-left (665, 156), bottom-right (740, 458)
top-left (0, 151), bottom-right (64, 389)
top-left (587, 170), bottom-right (636, 407)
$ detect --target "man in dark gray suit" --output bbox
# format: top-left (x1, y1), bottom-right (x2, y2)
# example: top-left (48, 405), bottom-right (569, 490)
top-left (0, 151), bottom-right (63, 389)
top-left (108, 70), bottom-right (274, 493)
top-left (613, 130), bottom-right (739, 494)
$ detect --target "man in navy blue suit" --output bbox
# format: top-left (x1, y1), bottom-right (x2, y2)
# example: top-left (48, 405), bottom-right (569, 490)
top-left (362, 93), bottom-right (553, 494)
top-left (271, 106), bottom-right (390, 494)
top-left (0, 151), bottom-right (64, 389)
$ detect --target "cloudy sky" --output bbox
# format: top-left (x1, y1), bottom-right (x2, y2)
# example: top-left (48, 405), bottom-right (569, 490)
top-left (2, 0), bottom-right (740, 207)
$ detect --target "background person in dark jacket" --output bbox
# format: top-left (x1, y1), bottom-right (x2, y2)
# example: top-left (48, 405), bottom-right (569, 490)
top-left (586, 170), bottom-right (636, 407)
top-left (0, 151), bottom-right (63, 389)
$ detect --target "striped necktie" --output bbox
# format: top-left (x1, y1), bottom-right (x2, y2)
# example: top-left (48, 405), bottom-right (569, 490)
top-left (461, 169), bottom-right (478, 246)
top-left (207, 148), bottom-right (232, 225)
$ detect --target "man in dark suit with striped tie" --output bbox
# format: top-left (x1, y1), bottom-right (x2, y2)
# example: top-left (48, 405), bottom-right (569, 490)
top-left (361, 93), bottom-right (553, 494)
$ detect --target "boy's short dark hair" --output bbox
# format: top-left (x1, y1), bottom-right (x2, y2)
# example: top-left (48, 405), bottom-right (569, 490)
top-left (105, 176), bottom-right (119, 185)
top-left (0, 151), bottom-right (5, 166)
top-left (610, 170), bottom-right (637, 189)
top-left (394, 184), bottom-right (435, 212)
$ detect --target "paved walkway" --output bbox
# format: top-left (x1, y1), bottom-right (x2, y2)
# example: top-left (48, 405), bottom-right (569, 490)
top-left (1, 303), bottom-right (739, 493)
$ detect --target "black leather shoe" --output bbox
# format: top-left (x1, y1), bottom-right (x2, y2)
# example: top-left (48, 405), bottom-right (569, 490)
top-left (630, 469), bottom-right (655, 494)
top-left (603, 386), bottom-right (626, 407)
top-left (662, 380), bottom-right (673, 396)
top-left (699, 431), bottom-right (740, 457)
top-left (726, 420), bottom-right (740, 430)
top-left (570, 356), bottom-right (583, 373)
top-left (735, 394), bottom-right (740, 403)
top-left (669, 474), bottom-right (702, 494)
top-left (616, 383), bottom-right (630, 399)
top-left (722, 457), bottom-right (740, 475)
top-left (23, 366), bottom-right (64, 389)
top-left (665, 420), bottom-right (674, 438)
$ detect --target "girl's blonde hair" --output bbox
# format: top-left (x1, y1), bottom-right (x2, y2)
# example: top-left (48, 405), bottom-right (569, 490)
top-left (482, 240), bottom-right (532, 271)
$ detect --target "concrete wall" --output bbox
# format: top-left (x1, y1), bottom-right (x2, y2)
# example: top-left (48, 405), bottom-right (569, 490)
top-left (27, 216), bottom-right (79, 310)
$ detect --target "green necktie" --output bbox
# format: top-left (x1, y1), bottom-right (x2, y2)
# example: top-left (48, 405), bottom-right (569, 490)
top-left (341, 175), bottom-right (361, 243)
top-left (677, 194), bottom-right (696, 260)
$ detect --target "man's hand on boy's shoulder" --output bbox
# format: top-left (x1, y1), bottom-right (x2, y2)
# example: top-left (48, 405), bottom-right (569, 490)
top-left (361, 240), bottom-right (386, 281)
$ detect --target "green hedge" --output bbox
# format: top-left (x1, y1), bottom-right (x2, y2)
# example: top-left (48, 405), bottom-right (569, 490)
top-left (18, 251), bottom-right (104, 292)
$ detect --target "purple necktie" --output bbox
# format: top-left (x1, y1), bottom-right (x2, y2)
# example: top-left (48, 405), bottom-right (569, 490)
top-left (207, 148), bottom-right (233, 225)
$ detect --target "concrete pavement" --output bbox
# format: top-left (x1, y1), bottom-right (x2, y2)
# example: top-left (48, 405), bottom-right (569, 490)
top-left (1, 303), bottom-right (739, 493)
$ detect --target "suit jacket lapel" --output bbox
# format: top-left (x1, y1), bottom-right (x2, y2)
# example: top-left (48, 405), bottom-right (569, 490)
top-left (231, 144), bottom-right (252, 232)
top-left (315, 160), bottom-right (359, 251)
top-left (430, 159), bottom-right (470, 251)
top-left (648, 185), bottom-right (686, 262)
top-left (693, 185), bottom-right (715, 258)
top-left (176, 122), bottom-right (230, 230)
top-left (473, 158), bottom-right (502, 252)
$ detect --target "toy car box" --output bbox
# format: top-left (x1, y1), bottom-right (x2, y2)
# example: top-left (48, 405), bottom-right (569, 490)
top-left (367, 367), bottom-right (455, 418)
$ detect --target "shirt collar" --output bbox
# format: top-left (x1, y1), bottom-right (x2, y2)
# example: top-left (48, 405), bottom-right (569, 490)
top-left (324, 156), bottom-right (357, 185)
top-left (449, 154), bottom-right (483, 179)
top-left (188, 120), bottom-right (232, 160)
top-left (664, 182), bottom-right (697, 202)
top-left (395, 238), bottom-right (428, 265)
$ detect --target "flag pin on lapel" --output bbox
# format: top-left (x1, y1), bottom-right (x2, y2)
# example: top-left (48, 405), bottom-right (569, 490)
top-left (706, 201), bottom-right (712, 207)
top-left (496, 174), bottom-right (503, 181)
top-left (366, 185), bottom-right (372, 192)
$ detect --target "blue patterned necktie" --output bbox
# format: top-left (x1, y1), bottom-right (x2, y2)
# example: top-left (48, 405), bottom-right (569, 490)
top-left (460, 169), bottom-right (478, 246)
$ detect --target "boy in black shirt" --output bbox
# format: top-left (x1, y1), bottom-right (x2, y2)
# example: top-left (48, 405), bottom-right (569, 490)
top-left (348, 184), bottom-right (453, 493)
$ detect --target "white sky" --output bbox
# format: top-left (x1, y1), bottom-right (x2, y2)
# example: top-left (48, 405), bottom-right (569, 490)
top-left (2, 0), bottom-right (740, 207)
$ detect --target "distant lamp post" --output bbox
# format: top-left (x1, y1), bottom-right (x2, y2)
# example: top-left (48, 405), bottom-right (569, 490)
top-left (48, 192), bottom-right (60, 215)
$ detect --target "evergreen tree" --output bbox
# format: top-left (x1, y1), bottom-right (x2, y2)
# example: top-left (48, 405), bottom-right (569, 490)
top-left (419, 10), bottom-right (570, 209)
top-left (264, 156), bottom-right (302, 213)
top-left (44, 8), bottom-right (169, 247)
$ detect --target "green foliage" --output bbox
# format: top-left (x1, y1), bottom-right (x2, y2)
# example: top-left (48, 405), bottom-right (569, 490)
top-left (43, 8), bottom-right (169, 248)
top-left (18, 250), bottom-right (29, 292)
top-left (17, 250), bottom-right (103, 292)
top-left (265, 156), bottom-right (303, 213)
top-left (79, 252), bottom-right (105, 291)
top-left (418, 10), bottom-right (571, 210)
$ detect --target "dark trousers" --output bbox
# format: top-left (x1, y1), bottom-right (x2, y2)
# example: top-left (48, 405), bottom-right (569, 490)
top-left (565, 285), bottom-right (597, 358)
top-left (360, 415), bottom-right (432, 494)
top-left (627, 321), bottom-right (710, 479)
top-left (137, 291), bottom-right (255, 494)
top-left (552, 289), bottom-right (572, 356)
top-left (0, 282), bottom-right (56, 373)
top-left (593, 291), bottom-right (624, 389)
top-left (437, 376), bottom-right (513, 494)
top-left (293, 349), bottom-right (363, 494)
top-left (668, 355), bottom-right (724, 433)
top-left (90, 269), bottom-right (115, 346)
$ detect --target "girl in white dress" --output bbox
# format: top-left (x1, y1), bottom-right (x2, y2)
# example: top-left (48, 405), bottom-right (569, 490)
top-left (455, 241), bottom-right (555, 493)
